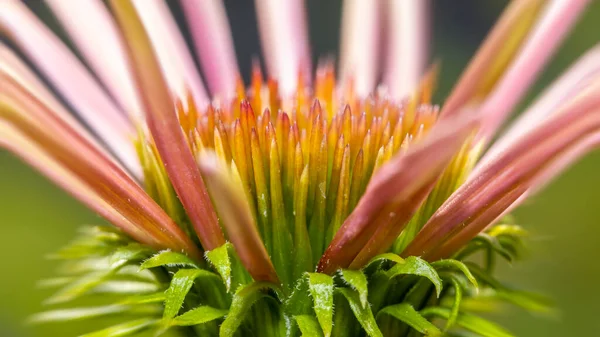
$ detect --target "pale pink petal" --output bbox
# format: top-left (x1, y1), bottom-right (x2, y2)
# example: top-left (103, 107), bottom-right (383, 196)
top-left (318, 111), bottom-right (479, 273)
top-left (255, 0), bottom-right (311, 96)
top-left (404, 80), bottom-right (600, 259)
top-left (45, 0), bottom-right (144, 121)
top-left (477, 0), bottom-right (591, 141)
top-left (482, 44), bottom-right (600, 165)
top-left (384, 0), bottom-right (429, 99)
top-left (131, 0), bottom-right (208, 105)
top-left (339, 0), bottom-right (381, 97)
top-left (181, 0), bottom-right (239, 99)
top-left (0, 0), bottom-right (140, 177)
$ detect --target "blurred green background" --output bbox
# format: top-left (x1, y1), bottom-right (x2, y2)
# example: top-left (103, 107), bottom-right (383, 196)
top-left (1, 1), bottom-right (599, 336)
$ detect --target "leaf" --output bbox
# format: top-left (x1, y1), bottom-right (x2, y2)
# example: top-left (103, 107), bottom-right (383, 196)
top-left (446, 277), bottom-right (463, 331)
top-left (431, 259), bottom-right (478, 289)
top-left (79, 318), bottom-right (159, 337)
top-left (294, 315), bottom-right (325, 337)
top-left (337, 288), bottom-right (383, 337)
top-left (110, 243), bottom-right (152, 268)
top-left (206, 243), bottom-right (232, 292)
top-left (307, 273), bottom-right (334, 337)
top-left (164, 269), bottom-right (220, 319)
top-left (45, 270), bottom-right (114, 304)
top-left (377, 303), bottom-right (441, 336)
top-left (140, 250), bottom-right (199, 270)
top-left (339, 269), bottom-right (369, 308)
top-left (366, 252), bottom-right (405, 268)
top-left (168, 306), bottom-right (228, 326)
top-left (219, 282), bottom-right (274, 337)
top-left (29, 304), bottom-right (159, 323)
top-left (385, 256), bottom-right (443, 297)
top-left (496, 289), bottom-right (555, 314)
top-left (121, 292), bottom-right (166, 305)
top-left (421, 307), bottom-right (515, 337)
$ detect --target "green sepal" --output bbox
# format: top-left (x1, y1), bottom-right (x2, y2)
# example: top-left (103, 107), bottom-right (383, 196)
top-left (140, 250), bottom-right (199, 270)
top-left (336, 288), bottom-right (383, 337)
top-left (206, 243), bottom-right (233, 292)
top-left (366, 252), bottom-right (405, 269)
top-left (44, 270), bottom-right (115, 305)
top-left (307, 273), bottom-right (334, 337)
top-left (79, 318), bottom-right (159, 337)
top-left (446, 276), bottom-right (463, 331)
top-left (163, 269), bottom-right (220, 319)
top-left (432, 259), bottom-right (478, 289)
top-left (219, 281), bottom-right (276, 337)
top-left (385, 256), bottom-right (443, 297)
top-left (377, 303), bottom-right (441, 336)
top-left (110, 243), bottom-right (152, 269)
top-left (421, 307), bottom-right (515, 337)
top-left (339, 269), bottom-right (369, 308)
top-left (167, 305), bottom-right (228, 326)
top-left (120, 292), bottom-right (166, 305)
top-left (294, 315), bottom-right (325, 337)
top-left (28, 304), bottom-right (160, 323)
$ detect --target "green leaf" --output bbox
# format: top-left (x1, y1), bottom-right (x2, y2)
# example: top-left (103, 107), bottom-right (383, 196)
top-left (164, 269), bottom-right (220, 319)
top-left (339, 269), bottom-right (369, 308)
top-left (121, 292), bottom-right (166, 305)
top-left (496, 289), bottom-right (555, 314)
top-left (307, 273), bottom-right (334, 337)
top-left (168, 306), bottom-right (228, 326)
top-left (45, 270), bottom-right (114, 304)
top-left (206, 243), bottom-right (233, 292)
top-left (294, 315), bottom-right (325, 337)
top-left (421, 307), bottom-right (514, 337)
top-left (140, 250), bottom-right (199, 270)
top-left (385, 256), bottom-right (443, 297)
top-left (432, 259), bottom-right (478, 289)
top-left (219, 282), bottom-right (274, 337)
top-left (377, 303), bottom-right (441, 336)
top-left (337, 288), bottom-right (383, 337)
top-left (110, 243), bottom-right (151, 269)
top-left (29, 304), bottom-right (159, 323)
top-left (79, 318), bottom-right (158, 337)
top-left (446, 277), bottom-right (463, 331)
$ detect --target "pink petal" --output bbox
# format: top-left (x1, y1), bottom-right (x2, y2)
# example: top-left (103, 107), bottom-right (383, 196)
top-left (110, 0), bottom-right (225, 251)
top-left (46, 0), bottom-right (144, 121)
top-left (0, 0), bottom-right (140, 178)
top-left (384, 0), bottom-right (430, 99)
top-left (255, 0), bottom-right (311, 96)
top-left (318, 111), bottom-right (479, 273)
top-left (181, 0), bottom-right (239, 99)
top-left (199, 154), bottom-right (279, 284)
top-left (477, 0), bottom-right (592, 141)
top-left (404, 80), bottom-right (600, 259)
top-left (130, 0), bottom-right (209, 105)
top-left (339, 0), bottom-right (382, 97)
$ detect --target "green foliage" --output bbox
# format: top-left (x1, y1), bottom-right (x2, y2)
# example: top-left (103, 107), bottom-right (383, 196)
top-left (33, 223), bottom-right (550, 336)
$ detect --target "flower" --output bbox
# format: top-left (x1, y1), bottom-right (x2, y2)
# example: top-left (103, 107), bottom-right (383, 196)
top-left (1, 0), bottom-right (599, 336)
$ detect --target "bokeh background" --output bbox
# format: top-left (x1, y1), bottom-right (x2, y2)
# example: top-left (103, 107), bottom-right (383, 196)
top-left (1, 1), bottom-right (599, 336)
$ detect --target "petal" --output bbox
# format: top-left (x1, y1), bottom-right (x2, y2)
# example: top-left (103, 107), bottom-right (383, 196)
top-left (477, 0), bottom-right (592, 140)
top-left (199, 153), bottom-right (279, 284)
top-left (110, 0), bottom-right (225, 251)
top-left (255, 0), bottom-right (311, 96)
top-left (180, 0), bottom-right (239, 99)
top-left (481, 43), bottom-right (600, 165)
top-left (0, 0), bottom-right (140, 178)
top-left (130, 0), bottom-right (209, 105)
top-left (45, 0), bottom-right (144, 121)
top-left (339, 0), bottom-right (382, 97)
top-left (404, 80), bottom-right (600, 260)
top-left (0, 73), bottom-right (201, 259)
top-left (383, 0), bottom-right (430, 99)
top-left (441, 0), bottom-right (546, 117)
top-left (317, 112), bottom-right (479, 273)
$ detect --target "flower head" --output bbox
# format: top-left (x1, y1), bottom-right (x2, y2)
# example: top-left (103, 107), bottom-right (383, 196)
top-left (1, 0), bottom-right (599, 336)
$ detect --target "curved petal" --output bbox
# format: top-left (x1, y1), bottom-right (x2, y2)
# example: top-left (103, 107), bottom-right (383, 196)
top-left (339, 0), bottom-right (381, 97)
top-left (0, 0), bottom-right (140, 177)
top-left (383, 0), bottom-right (429, 99)
top-left (110, 0), bottom-right (225, 251)
top-left (130, 0), bottom-right (208, 106)
top-left (45, 0), bottom-right (144, 121)
top-left (180, 0), bottom-right (239, 99)
top-left (404, 80), bottom-right (600, 260)
top-left (255, 0), bottom-right (311, 96)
